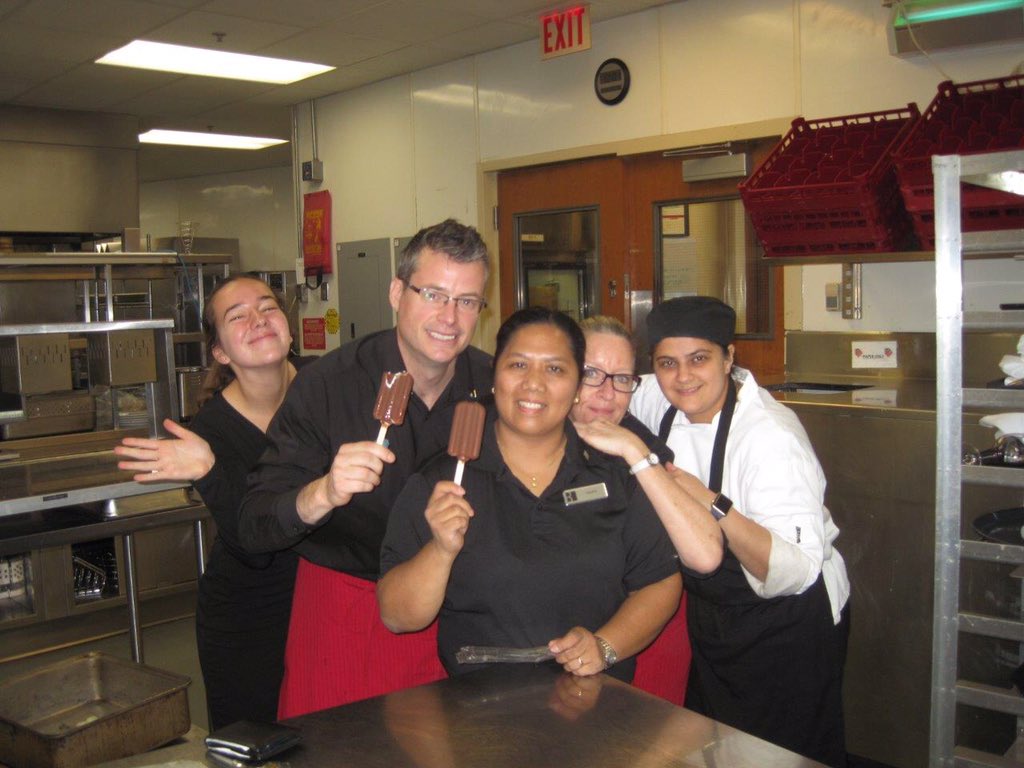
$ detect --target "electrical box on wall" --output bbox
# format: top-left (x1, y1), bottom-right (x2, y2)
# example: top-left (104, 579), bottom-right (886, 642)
top-left (302, 159), bottom-right (324, 182)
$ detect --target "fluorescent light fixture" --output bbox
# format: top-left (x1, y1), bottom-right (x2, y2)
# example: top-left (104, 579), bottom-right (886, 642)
top-left (888, 0), bottom-right (1024, 53)
top-left (97, 40), bottom-right (334, 84)
top-left (139, 129), bottom-right (288, 150)
top-left (892, 0), bottom-right (1024, 27)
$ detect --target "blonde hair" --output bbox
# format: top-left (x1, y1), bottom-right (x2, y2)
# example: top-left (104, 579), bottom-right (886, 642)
top-left (579, 316), bottom-right (636, 358)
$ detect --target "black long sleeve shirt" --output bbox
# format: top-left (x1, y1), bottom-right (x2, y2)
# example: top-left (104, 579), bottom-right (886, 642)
top-left (238, 329), bottom-right (493, 580)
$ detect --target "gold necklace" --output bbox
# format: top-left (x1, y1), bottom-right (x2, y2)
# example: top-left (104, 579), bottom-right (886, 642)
top-left (497, 434), bottom-right (565, 492)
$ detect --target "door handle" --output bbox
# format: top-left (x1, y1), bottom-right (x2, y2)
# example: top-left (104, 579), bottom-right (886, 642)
top-left (608, 279), bottom-right (617, 298)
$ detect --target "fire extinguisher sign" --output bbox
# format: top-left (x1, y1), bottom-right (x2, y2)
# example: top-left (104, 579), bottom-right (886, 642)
top-left (302, 317), bottom-right (326, 350)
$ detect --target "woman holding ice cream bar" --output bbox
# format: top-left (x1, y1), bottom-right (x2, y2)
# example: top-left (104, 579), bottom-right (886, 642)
top-left (379, 308), bottom-right (720, 682)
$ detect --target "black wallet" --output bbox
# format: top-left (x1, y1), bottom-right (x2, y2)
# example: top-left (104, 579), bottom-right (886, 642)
top-left (205, 720), bottom-right (302, 762)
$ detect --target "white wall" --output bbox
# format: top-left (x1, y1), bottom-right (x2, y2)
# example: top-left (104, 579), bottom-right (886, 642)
top-left (140, 165), bottom-right (296, 273)
top-left (154, 0), bottom-right (1024, 348)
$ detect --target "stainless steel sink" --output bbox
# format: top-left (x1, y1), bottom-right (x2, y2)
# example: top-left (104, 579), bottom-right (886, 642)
top-left (766, 382), bottom-right (873, 395)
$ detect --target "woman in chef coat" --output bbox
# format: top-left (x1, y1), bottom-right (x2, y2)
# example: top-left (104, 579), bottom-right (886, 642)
top-left (575, 296), bottom-right (850, 767)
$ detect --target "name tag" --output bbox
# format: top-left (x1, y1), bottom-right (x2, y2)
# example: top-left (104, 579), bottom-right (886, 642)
top-left (563, 482), bottom-right (608, 506)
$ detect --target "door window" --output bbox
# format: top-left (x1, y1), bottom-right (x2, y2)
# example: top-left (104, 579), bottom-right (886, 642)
top-left (514, 208), bottom-right (599, 322)
top-left (655, 196), bottom-right (772, 337)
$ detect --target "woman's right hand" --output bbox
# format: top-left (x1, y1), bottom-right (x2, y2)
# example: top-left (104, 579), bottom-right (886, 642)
top-left (573, 419), bottom-right (648, 465)
top-left (114, 418), bottom-right (215, 483)
top-left (425, 481), bottom-right (474, 557)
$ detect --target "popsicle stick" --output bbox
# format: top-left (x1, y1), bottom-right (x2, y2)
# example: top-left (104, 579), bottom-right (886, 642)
top-left (454, 459), bottom-right (466, 486)
top-left (376, 424), bottom-right (388, 445)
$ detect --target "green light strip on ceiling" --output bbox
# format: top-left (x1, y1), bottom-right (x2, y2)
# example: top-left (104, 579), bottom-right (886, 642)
top-left (893, 0), bottom-right (1024, 27)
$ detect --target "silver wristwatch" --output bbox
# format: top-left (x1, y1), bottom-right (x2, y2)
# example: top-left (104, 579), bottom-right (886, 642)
top-left (594, 635), bottom-right (618, 669)
top-left (628, 452), bottom-right (660, 475)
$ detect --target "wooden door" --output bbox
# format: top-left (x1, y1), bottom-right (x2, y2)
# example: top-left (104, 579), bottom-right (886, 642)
top-left (497, 144), bottom-right (784, 377)
top-left (497, 157), bottom-right (626, 322)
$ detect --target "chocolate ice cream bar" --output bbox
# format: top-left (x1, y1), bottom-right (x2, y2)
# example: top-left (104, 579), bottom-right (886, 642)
top-left (448, 400), bottom-right (485, 485)
top-left (373, 371), bottom-right (413, 445)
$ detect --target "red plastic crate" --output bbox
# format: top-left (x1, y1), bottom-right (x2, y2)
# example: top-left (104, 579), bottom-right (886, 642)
top-left (740, 104), bottom-right (920, 257)
top-left (892, 74), bottom-right (1024, 247)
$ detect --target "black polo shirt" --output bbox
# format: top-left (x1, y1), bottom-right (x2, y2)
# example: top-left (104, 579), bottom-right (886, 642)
top-left (380, 415), bottom-right (679, 682)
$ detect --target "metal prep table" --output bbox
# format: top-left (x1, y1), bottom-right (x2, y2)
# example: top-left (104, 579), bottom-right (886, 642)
top-left (97, 664), bottom-right (825, 768)
top-left (0, 319), bottom-right (210, 664)
top-left (0, 443), bottom-right (210, 664)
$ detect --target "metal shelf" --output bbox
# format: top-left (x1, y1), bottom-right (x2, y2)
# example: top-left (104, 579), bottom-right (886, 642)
top-left (963, 388), bottom-right (1024, 408)
top-left (960, 612), bottom-right (1024, 642)
top-left (962, 465), bottom-right (1024, 488)
top-left (933, 148), bottom-right (1024, 767)
top-left (957, 681), bottom-right (1024, 717)
top-left (964, 312), bottom-right (1024, 331)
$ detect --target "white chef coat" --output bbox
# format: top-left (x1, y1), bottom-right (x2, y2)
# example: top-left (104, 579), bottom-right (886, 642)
top-left (629, 367), bottom-right (850, 624)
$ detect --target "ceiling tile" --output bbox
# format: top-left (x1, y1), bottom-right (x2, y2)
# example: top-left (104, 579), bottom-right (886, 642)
top-left (12, 63), bottom-right (179, 111)
top-left (6, 0), bottom-right (182, 35)
top-left (330, 0), bottom-right (490, 44)
top-left (259, 25), bottom-right (407, 67)
top-left (140, 10), bottom-right (305, 51)
top-left (199, 0), bottom-right (382, 28)
top-left (113, 75), bottom-right (277, 120)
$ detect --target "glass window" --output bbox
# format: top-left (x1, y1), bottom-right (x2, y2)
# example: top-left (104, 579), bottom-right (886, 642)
top-left (515, 208), bottom-right (599, 322)
top-left (655, 196), bottom-right (772, 337)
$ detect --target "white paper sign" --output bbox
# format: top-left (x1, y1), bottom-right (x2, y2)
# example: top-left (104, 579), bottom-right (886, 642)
top-left (851, 340), bottom-right (898, 369)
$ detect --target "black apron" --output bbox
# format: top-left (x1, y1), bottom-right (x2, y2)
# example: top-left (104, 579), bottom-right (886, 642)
top-left (658, 382), bottom-right (849, 768)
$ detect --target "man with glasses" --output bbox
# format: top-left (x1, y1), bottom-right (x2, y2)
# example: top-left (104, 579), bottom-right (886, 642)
top-left (239, 219), bottom-right (492, 718)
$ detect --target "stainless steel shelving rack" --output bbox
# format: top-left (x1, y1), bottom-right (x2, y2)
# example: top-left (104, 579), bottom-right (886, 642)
top-left (933, 147), bottom-right (1024, 767)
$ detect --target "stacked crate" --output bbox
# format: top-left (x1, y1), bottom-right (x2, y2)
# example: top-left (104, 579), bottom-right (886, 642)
top-left (893, 74), bottom-right (1024, 249)
top-left (740, 104), bottom-right (920, 257)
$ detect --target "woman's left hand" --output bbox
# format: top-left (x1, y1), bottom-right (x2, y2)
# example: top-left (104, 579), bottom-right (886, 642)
top-left (548, 626), bottom-right (604, 677)
top-left (573, 419), bottom-right (647, 464)
top-left (114, 418), bottom-right (215, 483)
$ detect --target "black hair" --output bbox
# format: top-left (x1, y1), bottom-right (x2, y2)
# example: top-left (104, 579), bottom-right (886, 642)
top-left (494, 307), bottom-right (586, 378)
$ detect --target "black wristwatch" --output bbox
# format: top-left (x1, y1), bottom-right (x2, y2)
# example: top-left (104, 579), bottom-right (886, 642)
top-left (710, 492), bottom-right (732, 521)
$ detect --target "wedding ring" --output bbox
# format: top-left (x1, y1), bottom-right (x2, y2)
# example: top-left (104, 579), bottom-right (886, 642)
top-left (577, 657), bottom-right (584, 669)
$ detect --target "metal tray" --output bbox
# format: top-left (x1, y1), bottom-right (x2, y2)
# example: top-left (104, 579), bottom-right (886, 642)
top-left (0, 652), bottom-right (191, 768)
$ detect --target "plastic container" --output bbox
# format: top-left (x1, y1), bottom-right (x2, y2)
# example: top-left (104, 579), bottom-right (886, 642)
top-left (892, 74), bottom-right (1024, 248)
top-left (740, 104), bottom-right (920, 257)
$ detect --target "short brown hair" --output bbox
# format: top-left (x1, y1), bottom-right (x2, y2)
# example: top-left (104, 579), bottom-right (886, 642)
top-left (396, 219), bottom-right (489, 283)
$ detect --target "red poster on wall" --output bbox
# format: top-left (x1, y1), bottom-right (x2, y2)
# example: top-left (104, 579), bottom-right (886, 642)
top-left (302, 190), bottom-right (332, 276)
top-left (302, 317), bottom-right (326, 350)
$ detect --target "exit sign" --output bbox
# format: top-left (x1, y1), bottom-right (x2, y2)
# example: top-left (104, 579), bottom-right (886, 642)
top-left (540, 5), bottom-right (591, 60)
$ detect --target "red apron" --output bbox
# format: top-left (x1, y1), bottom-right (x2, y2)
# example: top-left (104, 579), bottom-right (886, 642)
top-left (278, 558), bottom-right (447, 719)
top-left (632, 592), bottom-right (689, 705)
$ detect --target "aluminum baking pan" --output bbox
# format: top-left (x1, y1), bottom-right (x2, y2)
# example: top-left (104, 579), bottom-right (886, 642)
top-left (0, 651), bottom-right (190, 768)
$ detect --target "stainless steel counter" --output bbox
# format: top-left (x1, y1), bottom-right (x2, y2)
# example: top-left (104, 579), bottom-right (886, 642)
top-left (763, 375), bottom-right (937, 417)
top-left (98, 665), bottom-right (825, 768)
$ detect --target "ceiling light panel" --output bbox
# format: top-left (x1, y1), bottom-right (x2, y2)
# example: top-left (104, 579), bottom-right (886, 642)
top-left (97, 40), bottom-right (334, 84)
top-left (139, 129), bottom-right (288, 150)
